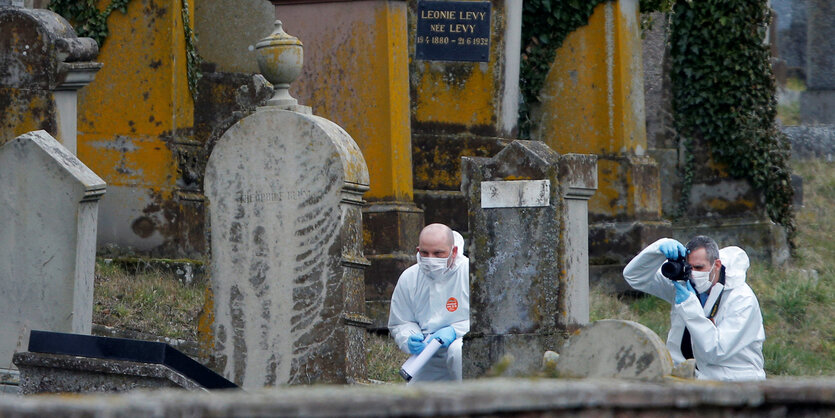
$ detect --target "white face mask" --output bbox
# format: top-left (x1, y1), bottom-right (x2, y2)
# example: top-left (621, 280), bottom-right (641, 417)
top-left (690, 266), bottom-right (714, 293)
top-left (417, 253), bottom-right (452, 279)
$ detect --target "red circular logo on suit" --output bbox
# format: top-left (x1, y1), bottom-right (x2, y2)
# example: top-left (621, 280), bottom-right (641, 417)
top-left (446, 297), bottom-right (458, 312)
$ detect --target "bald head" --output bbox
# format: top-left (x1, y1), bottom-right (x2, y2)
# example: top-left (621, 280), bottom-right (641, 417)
top-left (417, 223), bottom-right (456, 260)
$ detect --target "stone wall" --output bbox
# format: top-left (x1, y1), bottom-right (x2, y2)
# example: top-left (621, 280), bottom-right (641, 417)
top-left (0, 378), bottom-right (832, 416)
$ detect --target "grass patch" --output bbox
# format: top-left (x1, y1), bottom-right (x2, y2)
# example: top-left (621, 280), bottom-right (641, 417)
top-left (366, 332), bottom-right (409, 382)
top-left (777, 101), bottom-right (800, 126)
top-left (94, 261), bottom-right (206, 340)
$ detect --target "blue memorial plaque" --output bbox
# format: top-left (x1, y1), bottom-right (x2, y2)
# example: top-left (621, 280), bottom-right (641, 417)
top-left (415, 1), bottom-right (491, 62)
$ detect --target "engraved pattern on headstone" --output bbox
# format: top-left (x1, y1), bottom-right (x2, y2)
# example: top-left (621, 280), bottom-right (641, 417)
top-left (205, 108), bottom-right (368, 388)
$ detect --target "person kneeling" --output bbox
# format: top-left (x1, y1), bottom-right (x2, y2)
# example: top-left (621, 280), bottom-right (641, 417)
top-left (388, 223), bottom-right (469, 383)
top-left (623, 236), bottom-right (766, 381)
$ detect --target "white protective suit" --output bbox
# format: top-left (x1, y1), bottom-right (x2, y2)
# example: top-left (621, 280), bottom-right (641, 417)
top-left (623, 238), bottom-right (766, 381)
top-left (388, 232), bottom-right (469, 383)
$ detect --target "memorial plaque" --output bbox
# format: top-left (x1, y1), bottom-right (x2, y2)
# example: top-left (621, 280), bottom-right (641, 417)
top-left (481, 180), bottom-right (550, 208)
top-left (415, 1), bottom-right (491, 62)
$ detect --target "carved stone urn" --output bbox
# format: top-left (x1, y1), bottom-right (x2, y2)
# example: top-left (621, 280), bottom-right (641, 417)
top-left (255, 20), bottom-right (303, 107)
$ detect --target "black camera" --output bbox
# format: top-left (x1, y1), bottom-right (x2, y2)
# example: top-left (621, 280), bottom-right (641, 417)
top-left (661, 255), bottom-right (691, 281)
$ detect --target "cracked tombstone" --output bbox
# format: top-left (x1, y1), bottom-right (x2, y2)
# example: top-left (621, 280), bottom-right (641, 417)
top-left (555, 319), bottom-right (673, 381)
top-left (203, 21), bottom-right (371, 388)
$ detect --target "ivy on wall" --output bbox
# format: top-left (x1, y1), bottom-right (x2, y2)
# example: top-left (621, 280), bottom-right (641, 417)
top-left (518, 0), bottom-right (671, 138)
top-left (49, 0), bottom-right (202, 100)
top-left (519, 0), bottom-right (794, 244)
top-left (49, 0), bottom-right (130, 47)
top-left (669, 0), bottom-right (795, 243)
top-left (518, 0), bottom-right (608, 138)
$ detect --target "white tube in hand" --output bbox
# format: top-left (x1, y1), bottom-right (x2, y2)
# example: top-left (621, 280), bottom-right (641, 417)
top-left (399, 338), bottom-right (442, 382)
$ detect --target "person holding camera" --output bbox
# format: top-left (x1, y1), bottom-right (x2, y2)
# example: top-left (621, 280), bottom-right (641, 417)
top-left (622, 235), bottom-right (766, 381)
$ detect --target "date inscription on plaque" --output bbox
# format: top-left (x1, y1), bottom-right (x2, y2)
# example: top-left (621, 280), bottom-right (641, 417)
top-left (416, 1), bottom-right (491, 62)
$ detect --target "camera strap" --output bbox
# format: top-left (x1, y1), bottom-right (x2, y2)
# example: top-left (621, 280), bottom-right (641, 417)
top-left (703, 283), bottom-right (725, 322)
top-left (705, 267), bottom-right (727, 323)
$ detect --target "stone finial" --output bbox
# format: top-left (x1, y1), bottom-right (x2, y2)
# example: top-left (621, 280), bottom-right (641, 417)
top-left (255, 20), bottom-right (303, 107)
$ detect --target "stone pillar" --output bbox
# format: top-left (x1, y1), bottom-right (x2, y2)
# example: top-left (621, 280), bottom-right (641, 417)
top-left (202, 23), bottom-right (371, 388)
top-left (0, 6), bottom-right (101, 154)
top-left (530, 0), bottom-right (668, 292)
top-left (271, 1), bottom-right (422, 329)
top-left (0, 130), bottom-right (106, 373)
top-left (641, 12), bottom-right (679, 218)
top-left (800, 0), bottom-right (835, 125)
top-left (461, 140), bottom-right (597, 377)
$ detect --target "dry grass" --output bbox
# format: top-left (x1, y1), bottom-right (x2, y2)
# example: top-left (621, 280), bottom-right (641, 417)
top-left (366, 332), bottom-right (409, 382)
top-left (93, 261), bottom-right (206, 341)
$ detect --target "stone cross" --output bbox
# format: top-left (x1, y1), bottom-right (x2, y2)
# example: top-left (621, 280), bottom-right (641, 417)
top-left (461, 140), bottom-right (597, 377)
top-left (0, 130), bottom-right (106, 371)
top-left (202, 22), bottom-right (371, 388)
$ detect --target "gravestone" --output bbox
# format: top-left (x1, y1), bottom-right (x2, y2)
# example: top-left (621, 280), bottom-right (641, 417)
top-left (203, 22), bottom-right (371, 389)
top-left (0, 130), bottom-right (106, 371)
top-left (800, 0), bottom-right (835, 125)
top-left (555, 319), bottom-right (673, 381)
top-left (772, 0), bottom-right (807, 74)
top-left (0, 5), bottom-right (101, 153)
top-left (461, 140), bottom-right (597, 377)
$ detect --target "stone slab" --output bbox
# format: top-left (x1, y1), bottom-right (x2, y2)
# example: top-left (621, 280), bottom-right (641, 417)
top-left (1, 377), bottom-right (834, 416)
top-left (555, 319), bottom-right (672, 381)
top-left (480, 180), bottom-right (550, 208)
top-left (806, 0), bottom-right (835, 89)
top-left (22, 330), bottom-right (235, 390)
top-left (800, 90), bottom-right (835, 125)
top-left (13, 352), bottom-right (203, 394)
top-left (783, 125), bottom-right (835, 159)
top-left (0, 130), bottom-right (105, 369)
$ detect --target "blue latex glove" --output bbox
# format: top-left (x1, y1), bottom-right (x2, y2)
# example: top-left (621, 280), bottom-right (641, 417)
top-left (429, 326), bottom-right (457, 348)
top-left (673, 280), bottom-right (696, 304)
top-left (659, 240), bottom-right (687, 260)
top-left (407, 333), bottom-right (427, 354)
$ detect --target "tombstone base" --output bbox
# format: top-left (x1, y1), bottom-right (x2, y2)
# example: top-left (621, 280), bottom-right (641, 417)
top-left (463, 333), bottom-right (567, 379)
top-left (13, 352), bottom-right (204, 394)
top-left (363, 202), bottom-right (424, 330)
top-left (801, 90), bottom-right (835, 125)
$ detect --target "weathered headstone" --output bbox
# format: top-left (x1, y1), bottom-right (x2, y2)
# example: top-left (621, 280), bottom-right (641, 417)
top-left (555, 319), bottom-right (673, 381)
top-left (800, 0), bottom-right (835, 125)
top-left (0, 6), bottom-right (101, 153)
top-left (202, 22), bottom-right (371, 388)
top-left (772, 0), bottom-right (807, 74)
top-left (461, 140), bottom-right (597, 377)
top-left (0, 130), bottom-right (106, 371)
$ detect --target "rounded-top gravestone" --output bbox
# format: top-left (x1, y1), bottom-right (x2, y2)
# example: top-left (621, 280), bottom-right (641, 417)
top-left (556, 319), bottom-right (673, 381)
top-left (204, 106), bottom-right (370, 389)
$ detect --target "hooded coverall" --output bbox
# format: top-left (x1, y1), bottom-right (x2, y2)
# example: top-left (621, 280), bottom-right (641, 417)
top-left (623, 238), bottom-right (766, 381)
top-left (388, 232), bottom-right (469, 383)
